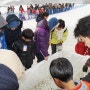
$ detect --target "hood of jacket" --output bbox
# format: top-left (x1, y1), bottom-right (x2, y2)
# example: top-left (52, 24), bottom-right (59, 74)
top-left (6, 14), bottom-right (23, 29)
top-left (37, 19), bottom-right (49, 31)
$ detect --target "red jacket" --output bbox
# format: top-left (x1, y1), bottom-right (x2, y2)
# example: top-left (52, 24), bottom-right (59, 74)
top-left (75, 42), bottom-right (90, 55)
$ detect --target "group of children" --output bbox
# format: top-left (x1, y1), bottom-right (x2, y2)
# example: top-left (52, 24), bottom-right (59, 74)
top-left (1, 12), bottom-right (90, 71)
top-left (0, 14), bottom-right (35, 70)
top-left (0, 10), bottom-right (90, 90)
top-left (0, 13), bottom-right (69, 70)
top-left (1, 11), bottom-right (89, 69)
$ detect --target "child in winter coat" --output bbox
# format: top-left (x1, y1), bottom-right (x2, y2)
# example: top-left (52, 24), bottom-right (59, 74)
top-left (48, 18), bottom-right (68, 54)
top-left (0, 15), bottom-right (7, 49)
top-left (12, 29), bottom-right (35, 69)
top-left (36, 11), bottom-right (49, 24)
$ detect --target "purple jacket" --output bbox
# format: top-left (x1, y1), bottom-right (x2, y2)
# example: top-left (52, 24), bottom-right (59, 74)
top-left (34, 19), bottom-right (50, 57)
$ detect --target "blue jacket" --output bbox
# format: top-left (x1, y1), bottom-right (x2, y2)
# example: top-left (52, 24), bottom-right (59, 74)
top-left (0, 31), bottom-right (7, 49)
top-left (34, 19), bottom-right (50, 57)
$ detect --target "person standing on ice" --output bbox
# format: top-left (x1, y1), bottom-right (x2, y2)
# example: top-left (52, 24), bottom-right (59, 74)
top-left (19, 5), bottom-right (25, 21)
top-left (12, 29), bottom-right (35, 70)
top-left (4, 14), bottom-right (23, 50)
top-left (34, 12), bottom-right (49, 62)
top-left (74, 15), bottom-right (90, 48)
top-left (48, 17), bottom-right (68, 54)
top-left (0, 15), bottom-right (7, 49)
top-left (49, 57), bottom-right (90, 90)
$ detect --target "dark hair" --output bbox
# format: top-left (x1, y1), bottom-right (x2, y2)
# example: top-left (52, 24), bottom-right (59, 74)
top-left (22, 29), bottom-right (34, 39)
top-left (43, 11), bottom-right (49, 17)
top-left (74, 15), bottom-right (90, 38)
top-left (58, 19), bottom-right (65, 28)
top-left (36, 12), bottom-right (49, 23)
top-left (83, 58), bottom-right (90, 72)
top-left (49, 57), bottom-right (73, 82)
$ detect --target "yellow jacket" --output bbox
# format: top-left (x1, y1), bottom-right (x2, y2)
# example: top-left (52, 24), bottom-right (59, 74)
top-left (50, 28), bottom-right (68, 44)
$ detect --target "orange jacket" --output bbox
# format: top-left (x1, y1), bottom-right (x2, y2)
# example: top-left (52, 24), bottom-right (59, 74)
top-left (71, 81), bottom-right (90, 90)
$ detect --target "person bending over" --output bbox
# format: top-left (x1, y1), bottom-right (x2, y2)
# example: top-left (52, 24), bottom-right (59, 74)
top-left (49, 57), bottom-right (90, 90)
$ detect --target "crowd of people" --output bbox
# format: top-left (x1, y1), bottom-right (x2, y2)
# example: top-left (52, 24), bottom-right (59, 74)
top-left (4, 3), bottom-right (74, 21)
top-left (0, 5), bottom-right (90, 89)
top-left (7, 5), bottom-right (15, 14)
top-left (18, 3), bottom-right (74, 21)
top-left (49, 15), bottom-right (90, 90)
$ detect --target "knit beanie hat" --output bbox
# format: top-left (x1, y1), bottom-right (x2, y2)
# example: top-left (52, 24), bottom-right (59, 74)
top-left (0, 15), bottom-right (7, 28)
top-left (48, 17), bottom-right (59, 31)
top-left (8, 20), bottom-right (19, 28)
top-left (0, 64), bottom-right (19, 90)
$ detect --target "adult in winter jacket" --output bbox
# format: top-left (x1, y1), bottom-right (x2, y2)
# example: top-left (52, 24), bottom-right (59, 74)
top-left (12, 29), bottom-right (35, 69)
top-left (0, 15), bottom-right (7, 49)
top-left (49, 57), bottom-right (90, 90)
top-left (4, 14), bottom-right (23, 50)
top-left (34, 18), bottom-right (50, 62)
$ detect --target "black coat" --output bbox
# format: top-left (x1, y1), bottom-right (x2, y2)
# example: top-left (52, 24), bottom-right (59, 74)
top-left (12, 38), bottom-right (35, 69)
top-left (81, 72), bottom-right (90, 82)
top-left (4, 14), bottom-right (23, 50)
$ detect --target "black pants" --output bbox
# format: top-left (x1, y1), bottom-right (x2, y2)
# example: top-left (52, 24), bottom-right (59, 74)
top-left (51, 44), bottom-right (57, 54)
top-left (21, 59), bottom-right (33, 69)
top-left (35, 52), bottom-right (44, 63)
